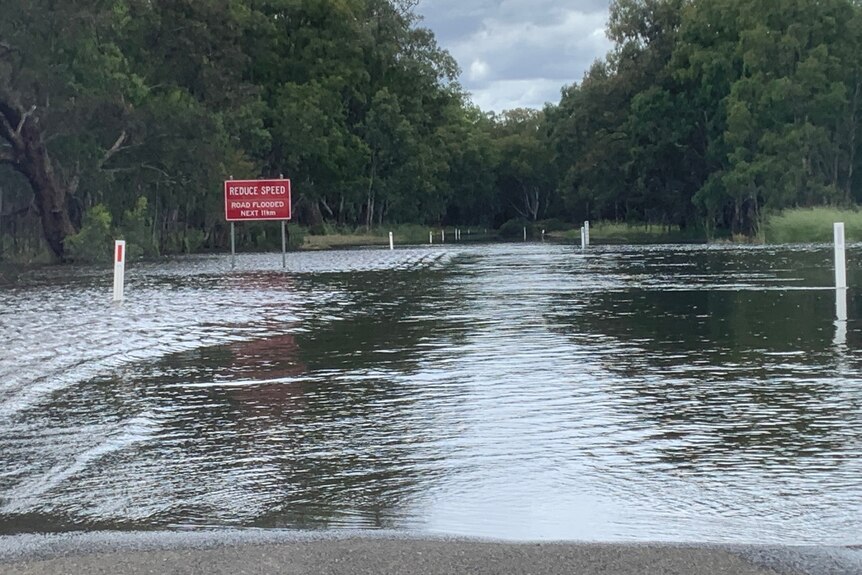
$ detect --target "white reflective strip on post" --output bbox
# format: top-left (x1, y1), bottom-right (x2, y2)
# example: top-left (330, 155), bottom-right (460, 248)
top-left (113, 240), bottom-right (126, 302)
top-left (835, 222), bottom-right (847, 290)
top-left (584, 221), bottom-right (590, 247)
top-left (389, 231), bottom-right (394, 250)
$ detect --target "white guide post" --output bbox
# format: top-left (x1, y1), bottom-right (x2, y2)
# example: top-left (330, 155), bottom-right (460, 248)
top-left (835, 222), bottom-right (847, 290)
top-left (837, 289), bottom-right (848, 323)
top-left (429, 231), bottom-right (433, 244)
top-left (389, 231), bottom-right (394, 250)
top-left (523, 226), bottom-right (527, 242)
top-left (584, 221), bottom-right (590, 247)
top-left (442, 229), bottom-right (445, 243)
top-left (580, 226), bottom-right (585, 250)
top-left (113, 240), bottom-right (126, 302)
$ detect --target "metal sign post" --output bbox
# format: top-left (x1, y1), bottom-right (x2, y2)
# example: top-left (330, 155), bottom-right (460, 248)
top-left (231, 221), bottom-right (236, 269)
top-left (281, 220), bottom-right (287, 268)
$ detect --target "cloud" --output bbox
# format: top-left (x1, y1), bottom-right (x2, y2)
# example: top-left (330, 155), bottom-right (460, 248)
top-left (466, 78), bottom-right (571, 112)
top-left (417, 0), bottom-right (613, 111)
top-left (468, 59), bottom-right (490, 82)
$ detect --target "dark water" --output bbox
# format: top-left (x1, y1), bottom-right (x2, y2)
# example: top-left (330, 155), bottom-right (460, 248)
top-left (0, 243), bottom-right (860, 543)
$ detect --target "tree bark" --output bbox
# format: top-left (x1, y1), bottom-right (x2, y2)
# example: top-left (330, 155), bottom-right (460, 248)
top-left (366, 159), bottom-right (376, 230)
top-left (0, 95), bottom-right (75, 260)
top-left (846, 79), bottom-right (860, 203)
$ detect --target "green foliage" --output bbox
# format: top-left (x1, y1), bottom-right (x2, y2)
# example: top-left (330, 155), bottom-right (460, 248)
top-left (498, 219), bottom-right (535, 239)
top-left (4, 0), bottom-right (862, 257)
top-left (182, 228), bottom-right (206, 254)
top-left (763, 208), bottom-right (862, 244)
top-left (120, 197), bottom-right (158, 259)
top-left (535, 218), bottom-right (571, 233)
top-left (66, 205), bottom-right (113, 263)
top-left (240, 222), bottom-right (305, 251)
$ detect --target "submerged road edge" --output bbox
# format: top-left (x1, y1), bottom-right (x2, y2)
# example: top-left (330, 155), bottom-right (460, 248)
top-left (0, 531), bottom-right (860, 575)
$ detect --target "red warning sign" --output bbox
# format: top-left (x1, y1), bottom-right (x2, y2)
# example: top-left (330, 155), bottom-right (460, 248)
top-left (224, 179), bottom-right (291, 221)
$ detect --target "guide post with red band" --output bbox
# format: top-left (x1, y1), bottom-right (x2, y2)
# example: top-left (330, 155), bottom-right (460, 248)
top-left (225, 179), bottom-right (291, 221)
top-left (113, 239), bottom-right (125, 302)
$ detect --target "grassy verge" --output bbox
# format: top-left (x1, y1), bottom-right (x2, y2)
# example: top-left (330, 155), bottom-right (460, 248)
top-left (301, 224), bottom-right (494, 249)
top-left (548, 221), bottom-right (705, 244)
top-left (762, 207), bottom-right (862, 243)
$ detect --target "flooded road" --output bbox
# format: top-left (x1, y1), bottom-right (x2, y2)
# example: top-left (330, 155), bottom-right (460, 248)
top-left (0, 244), bottom-right (860, 544)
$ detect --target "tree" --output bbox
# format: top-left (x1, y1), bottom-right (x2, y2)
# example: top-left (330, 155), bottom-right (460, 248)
top-left (0, 0), bottom-right (134, 258)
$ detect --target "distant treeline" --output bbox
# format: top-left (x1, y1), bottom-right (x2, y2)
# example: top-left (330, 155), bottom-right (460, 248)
top-left (1, 0), bottom-right (861, 261)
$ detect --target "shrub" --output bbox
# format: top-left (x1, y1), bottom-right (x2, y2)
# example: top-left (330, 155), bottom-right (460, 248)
top-left (66, 204), bottom-right (113, 263)
top-left (183, 228), bottom-right (206, 253)
top-left (535, 218), bottom-right (570, 232)
top-left (498, 218), bottom-right (534, 239)
top-left (120, 197), bottom-right (158, 259)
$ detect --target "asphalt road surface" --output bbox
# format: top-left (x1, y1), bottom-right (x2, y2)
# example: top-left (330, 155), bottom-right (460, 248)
top-left (0, 531), bottom-right (859, 575)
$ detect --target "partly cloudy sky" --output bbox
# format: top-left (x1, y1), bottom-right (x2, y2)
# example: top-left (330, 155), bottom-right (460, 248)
top-left (417, 0), bottom-right (614, 111)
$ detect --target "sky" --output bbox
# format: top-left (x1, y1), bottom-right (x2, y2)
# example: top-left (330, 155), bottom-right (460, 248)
top-left (417, 0), bottom-right (614, 112)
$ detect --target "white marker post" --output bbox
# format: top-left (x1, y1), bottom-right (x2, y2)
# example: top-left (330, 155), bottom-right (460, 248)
top-left (580, 226), bottom-right (585, 250)
top-left (584, 221), bottom-right (590, 247)
top-left (429, 231), bottom-right (433, 244)
top-left (113, 240), bottom-right (126, 302)
top-left (835, 222), bottom-right (847, 290)
top-left (835, 222), bottom-right (848, 323)
top-left (442, 229), bottom-right (445, 243)
top-left (389, 231), bottom-right (394, 250)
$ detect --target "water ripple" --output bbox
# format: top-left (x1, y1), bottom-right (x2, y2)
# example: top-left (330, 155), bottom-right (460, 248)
top-left (0, 244), bottom-right (860, 543)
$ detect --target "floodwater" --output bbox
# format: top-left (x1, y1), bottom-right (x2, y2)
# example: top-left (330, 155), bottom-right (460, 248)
top-left (0, 243), bottom-right (860, 544)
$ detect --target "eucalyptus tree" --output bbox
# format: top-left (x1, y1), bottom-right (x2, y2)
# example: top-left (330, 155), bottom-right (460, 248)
top-left (0, 0), bottom-right (136, 259)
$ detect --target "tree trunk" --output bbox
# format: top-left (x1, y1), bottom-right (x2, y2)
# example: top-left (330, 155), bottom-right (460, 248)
top-left (846, 79), bottom-right (860, 203)
top-left (0, 97), bottom-right (75, 260)
top-left (366, 158), bottom-right (376, 230)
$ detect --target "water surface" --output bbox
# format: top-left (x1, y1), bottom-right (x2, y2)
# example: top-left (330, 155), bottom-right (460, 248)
top-left (1, 244), bottom-right (860, 543)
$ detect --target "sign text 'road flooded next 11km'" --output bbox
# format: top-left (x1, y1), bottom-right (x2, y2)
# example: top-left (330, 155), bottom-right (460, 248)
top-left (225, 179), bottom-right (291, 221)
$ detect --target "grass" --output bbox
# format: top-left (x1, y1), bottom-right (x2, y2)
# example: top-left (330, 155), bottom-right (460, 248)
top-left (300, 224), bottom-right (494, 249)
top-left (762, 207), bottom-right (862, 244)
top-left (548, 221), bottom-right (705, 244)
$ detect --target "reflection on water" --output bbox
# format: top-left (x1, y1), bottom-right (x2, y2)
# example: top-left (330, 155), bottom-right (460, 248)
top-left (0, 244), bottom-right (860, 543)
